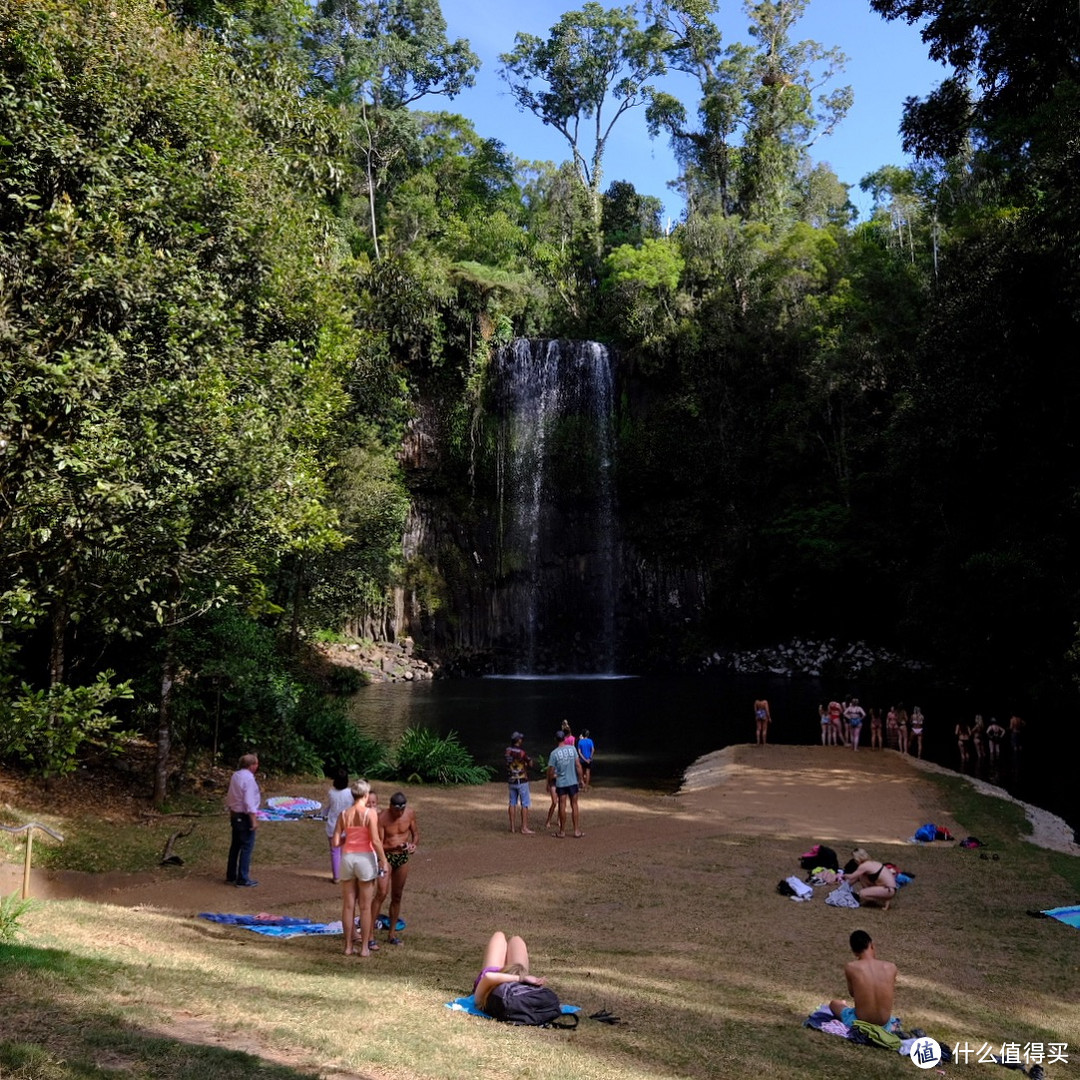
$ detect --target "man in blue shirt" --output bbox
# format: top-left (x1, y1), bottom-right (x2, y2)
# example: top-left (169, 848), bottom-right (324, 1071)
top-left (547, 731), bottom-right (584, 838)
top-left (576, 730), bottom-right (594, 789)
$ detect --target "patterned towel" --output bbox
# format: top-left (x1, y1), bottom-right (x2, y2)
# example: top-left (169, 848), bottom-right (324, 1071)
top-left (198, 912), bottom-right (343, 937)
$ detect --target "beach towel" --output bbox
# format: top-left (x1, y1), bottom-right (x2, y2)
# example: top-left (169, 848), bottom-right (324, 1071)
top-left (805, 1007), bottom-right (954, 1063)
top-left (446, 994), bottom-right (579, 1020)
top-left (198, 912), bottom-right (343, 937)
top-left (1043, 905), bottom-right (1080, 928)
top-left (257, 796), bottom-right (322, 821)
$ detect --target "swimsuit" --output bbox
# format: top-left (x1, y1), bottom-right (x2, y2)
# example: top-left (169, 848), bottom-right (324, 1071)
top-left (386, 849), bottom-right (410, 870)
top-left (474, 965), bottom-right (501, 992)
top-left (864, 864), bottom-right (897, 894)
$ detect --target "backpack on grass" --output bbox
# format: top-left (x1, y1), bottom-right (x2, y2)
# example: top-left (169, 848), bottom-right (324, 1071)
top-left (485, 982), bottom-right (578, 1028)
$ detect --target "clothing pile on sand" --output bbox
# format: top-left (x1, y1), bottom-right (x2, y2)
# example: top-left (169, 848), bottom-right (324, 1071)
top-left (777, 844), bottom-right (912, 907)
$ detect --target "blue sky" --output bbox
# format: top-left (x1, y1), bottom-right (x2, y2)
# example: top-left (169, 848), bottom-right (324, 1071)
top-left (433, 0), bottom-right (946, 221)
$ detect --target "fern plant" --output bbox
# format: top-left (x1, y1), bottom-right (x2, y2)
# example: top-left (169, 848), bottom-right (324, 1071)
top-left (392, 728), bottom-right (493, 785)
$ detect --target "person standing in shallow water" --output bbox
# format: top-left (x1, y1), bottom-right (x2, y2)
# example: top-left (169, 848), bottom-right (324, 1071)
top-left (754, 698), bottom-right (771, 745)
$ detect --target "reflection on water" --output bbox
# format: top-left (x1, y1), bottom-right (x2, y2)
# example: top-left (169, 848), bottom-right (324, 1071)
top-left (343, 675), bottom-right (1074, 828)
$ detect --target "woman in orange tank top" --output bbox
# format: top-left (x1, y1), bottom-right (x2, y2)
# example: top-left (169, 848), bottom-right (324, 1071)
top-left (332, 779), bottom-right (388, 957)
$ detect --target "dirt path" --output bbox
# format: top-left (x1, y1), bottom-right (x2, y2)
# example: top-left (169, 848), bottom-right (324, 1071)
top-left (9, 744), bottom-right (1068, 914)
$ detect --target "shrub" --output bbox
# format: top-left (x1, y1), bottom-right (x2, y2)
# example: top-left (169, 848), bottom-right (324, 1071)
top-left (392, 728), bottom-right (493, 785)
top-left (0, 892), bottom-right (33, 944)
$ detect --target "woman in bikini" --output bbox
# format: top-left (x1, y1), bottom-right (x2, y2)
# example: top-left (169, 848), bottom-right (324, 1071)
top-left (754, 698), bottom-right (771, 745)
top-left (896, 705), bottom-right (909, 755)
top-left (869, 707), bottom-right (883, 750)
top-left (472, 931), bottom-right (547, 1015)
top-left (332, 780), bottom-right (388, 957)
top-left (955, 718), bottom-right (972, 767)
top-left (909, 706), bottom-right (925, 759)
top-left (847, 848), bottom-right (898, 909)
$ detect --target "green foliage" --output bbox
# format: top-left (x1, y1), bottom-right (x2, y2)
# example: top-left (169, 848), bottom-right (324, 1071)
top-left (499, 1), bottom-right (670, 246)
top-left (0, 673), bottom-right (134, 779)
top-left (391, 727), bottom-right (493, 784)
top-left (298, 701), bottom-right (393, 778)
top-left (0, 892), bottom-right (34, 944)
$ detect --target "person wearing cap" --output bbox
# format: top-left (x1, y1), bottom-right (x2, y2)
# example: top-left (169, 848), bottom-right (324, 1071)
top-left (505, 732), bottom-right (535, 834)
top-left (375, 792), bottom-right (419, 945)
top-left (547, 729), bottom-right (584, 838)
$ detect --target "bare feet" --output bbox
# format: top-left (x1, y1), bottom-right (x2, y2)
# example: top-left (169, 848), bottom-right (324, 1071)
top-left (521, 828), bottom-right (535, 835)
top-left (573, 831), bottom-right (585, 838)
top-left (555, 832), bottom-right (566, 838)
top-left (344, 946), bottom-right (354, 956)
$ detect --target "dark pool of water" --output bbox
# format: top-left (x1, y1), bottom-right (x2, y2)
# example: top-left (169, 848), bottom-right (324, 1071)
top-left (345, 674), bottom-right (1078, 833)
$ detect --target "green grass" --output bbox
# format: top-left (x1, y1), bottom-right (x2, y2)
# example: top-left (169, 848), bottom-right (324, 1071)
top-left (0, 759), bottom-right (1077, 1080)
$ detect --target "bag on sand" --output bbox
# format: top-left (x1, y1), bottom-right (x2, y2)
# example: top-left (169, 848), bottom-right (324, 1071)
top-left (485, 982), bottom-right (577, 1028)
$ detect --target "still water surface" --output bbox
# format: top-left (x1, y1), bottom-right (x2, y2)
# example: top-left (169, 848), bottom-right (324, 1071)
top-left (346, 675), bottom-right (1072, 830)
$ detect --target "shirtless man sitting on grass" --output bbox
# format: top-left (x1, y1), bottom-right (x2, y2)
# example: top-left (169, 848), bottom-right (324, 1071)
top-left (830, 929), bottom-right (898, 1029)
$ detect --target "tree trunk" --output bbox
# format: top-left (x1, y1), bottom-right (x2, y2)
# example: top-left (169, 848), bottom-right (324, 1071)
top-left (153, 637), bottom-right (177, 809)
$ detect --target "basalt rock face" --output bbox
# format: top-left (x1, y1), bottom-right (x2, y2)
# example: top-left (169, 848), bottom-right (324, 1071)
top-left (388, 339), bottom-right (709, 675)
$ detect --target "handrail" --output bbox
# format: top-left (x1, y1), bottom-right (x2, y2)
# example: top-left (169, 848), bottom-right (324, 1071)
top-left (1, 822), bottom-right (65, 899)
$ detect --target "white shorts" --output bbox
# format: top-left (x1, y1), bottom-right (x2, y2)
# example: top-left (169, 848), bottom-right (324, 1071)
top-left (341, 851), bottom-right (378, 882)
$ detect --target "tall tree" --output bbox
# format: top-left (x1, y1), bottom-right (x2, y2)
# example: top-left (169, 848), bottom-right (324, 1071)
top-left (308, 0), bottom-right (479, 257)
top-left (0, 0), bottom-right (398, 799)
top-left (647, 0), bottom-right (852, 221)
top-left (499, 3), bottom-right (669, 242)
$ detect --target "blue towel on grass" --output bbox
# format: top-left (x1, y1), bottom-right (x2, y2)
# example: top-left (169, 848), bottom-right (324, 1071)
top-left (446, 994), bottom-right (579, 1019)
top-left (1044, 905), bottom-right (1080, 928)
top-left (198, 913), bottom-right (343, 937)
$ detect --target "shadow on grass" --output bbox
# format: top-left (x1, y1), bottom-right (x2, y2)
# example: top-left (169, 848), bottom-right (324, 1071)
top-left (0, 944), bottom-right (333, 1080)
top-left (0, 1035), bottom-right (325, 1080)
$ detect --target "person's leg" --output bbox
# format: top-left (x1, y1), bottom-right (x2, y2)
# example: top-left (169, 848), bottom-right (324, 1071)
top-left (520, 786), bottom-right (534, 834)
top-left (556, 792), bottom-right (567, 836)
top-left (371, 869), bottom-right (388, 937)
top-left (480, 931), bottom-right (509, 971)
top-left (570, 792), bottom-right (582, 837)
top-left (852, 725), bottom-right (860, 751)
top-left (387, 863), bottom-right (409, 943)
top-left (358, 878), bottom-right (375, 957)
top-left (237, 821), bottom-right (256, 884)
top-left (508, 786), bottom-right (516, 833)
top-left (858, 885), bottom-right (894, 910)
top-left (545, 787), bottom-right (557, 829)
top-left (829, 998), bottom-right (849, 1019)
top-left (330, 836), bottom-right (341, 883)
top-left (505, 935), bottom-right (529, 972)
top-left (341, 878), bottom-right (358, 955)
top-left (226, 818), bottom-right (242, 882)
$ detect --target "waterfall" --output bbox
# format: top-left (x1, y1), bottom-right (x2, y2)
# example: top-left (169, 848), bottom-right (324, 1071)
top-left (494, 339), bottom-right (620, 674)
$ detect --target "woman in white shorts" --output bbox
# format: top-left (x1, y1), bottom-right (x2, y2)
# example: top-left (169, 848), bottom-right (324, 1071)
top-left (332, 780), bottom-right (388, 957)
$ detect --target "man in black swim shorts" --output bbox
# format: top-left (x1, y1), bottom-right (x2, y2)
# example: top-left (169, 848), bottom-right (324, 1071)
top-left (375, 792), bottom-right (419, 945)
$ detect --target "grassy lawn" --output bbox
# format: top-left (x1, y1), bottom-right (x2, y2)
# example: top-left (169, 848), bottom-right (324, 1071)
top-left (1, 757), bottom-right (1078, 1080)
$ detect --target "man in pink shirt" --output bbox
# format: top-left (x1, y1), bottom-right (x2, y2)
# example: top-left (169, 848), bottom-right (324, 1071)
top-left (225, 753), bottom-right (260, 887)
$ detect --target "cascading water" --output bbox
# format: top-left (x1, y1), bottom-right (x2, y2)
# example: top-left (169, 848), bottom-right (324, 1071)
top-left (494, 339), bottom-right (620, 674)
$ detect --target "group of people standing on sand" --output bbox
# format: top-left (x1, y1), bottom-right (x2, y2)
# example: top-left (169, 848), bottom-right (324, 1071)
top-left (505, 721), bottom-right (593, 839)
top-left (324, 770), bottom-right (420, 957)
top-left (813, 700), bottom-right (926, 756)
top-left (224, 756), bottom-right (421, 959)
